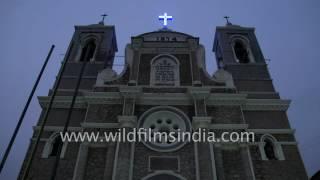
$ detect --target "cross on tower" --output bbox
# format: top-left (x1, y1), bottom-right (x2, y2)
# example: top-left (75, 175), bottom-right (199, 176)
top-left (99, 13), bottom-right (108, 24)
top-left (158, 13), bottom-right (173, 27)
top-left (224, 16), bottom-right (232, 25)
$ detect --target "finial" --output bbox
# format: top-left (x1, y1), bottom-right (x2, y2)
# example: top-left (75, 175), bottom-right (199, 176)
top-left (224, 16), bottom-right (232, 25)
top-left (99, 13), bottom-right (108, 25)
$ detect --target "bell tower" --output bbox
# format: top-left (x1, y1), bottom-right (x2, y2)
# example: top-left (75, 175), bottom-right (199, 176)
top-left (213, 21), bottom-right (308, 179)
top-left (58, 22), bottom-right (118, 90)
top-left (18, 21), bottom-right (118, 179)
top-left (213, 22), bottom-right (278, 98)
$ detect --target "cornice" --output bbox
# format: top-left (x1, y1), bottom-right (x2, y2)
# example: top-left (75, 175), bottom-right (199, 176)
top-left (38, 90), bottom-right (290, 111)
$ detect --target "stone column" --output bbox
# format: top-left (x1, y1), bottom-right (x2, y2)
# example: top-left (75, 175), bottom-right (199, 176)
top-left (214, 144), bottom-right (225, 180)
top-left (240, 144), bottom-right (256, 180)
top-left (72, 143), bottom-right (89, 180)
top-left (103, 142), bottom-right (116, 180)
top-left (188, 39), bottom-right (202, 86)
top-left (129, 38), bottom-right (142, 85)
top-left (189, 87), bottom-right (217, 180)
top-left (112, 86), bottom-right (140, 180)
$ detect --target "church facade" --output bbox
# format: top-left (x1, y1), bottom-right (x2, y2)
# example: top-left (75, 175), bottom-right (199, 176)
top-left (19, 21), bottom-right (308, 180)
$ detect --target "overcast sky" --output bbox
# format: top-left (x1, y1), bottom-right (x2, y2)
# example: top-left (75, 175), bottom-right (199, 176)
top-left (0, 0), bottom-right (319, 179)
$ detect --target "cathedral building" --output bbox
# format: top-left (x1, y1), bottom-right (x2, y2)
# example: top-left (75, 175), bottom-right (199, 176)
top-left (19, 18), bottom-right (308, 180)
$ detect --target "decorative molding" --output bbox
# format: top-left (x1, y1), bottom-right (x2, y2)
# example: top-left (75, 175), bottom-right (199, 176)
top-left (248, 129), bottom-right (295, 134)
top-left (207, 93), bottom-right (247, 106)
top-left (38, 91), bottom-right (290, 111)
top-left (41, 132), bottom-right (68, 159)
top-left (192, 116), bottom-right (212, 129)
top-left (258, 134), bottom-right (285, 160)
top-left (38, 96), bottom-right (87, 109)
top-left (209, 143), bottom-right (218, 180)
top-left (33, 126), bottom-right (82, 132)
top-left (85, 92), bottom-right (122, 105)
top-left (31, 138), bottom-right (48, 142)
top-left (242, 99), bottom-right (291, 111)
top-left (81, 122), bottom-right (119, 129)
top-left (117, 116), bottom-right (137, 128)
top-left (249, 141), bottom-right (298, 146)
top-left (119, 86), bottom-right (142, 98)
top-left (209, 123), bottom-right (248, 130)
top-left (188, 87), bottom-right (211, 100)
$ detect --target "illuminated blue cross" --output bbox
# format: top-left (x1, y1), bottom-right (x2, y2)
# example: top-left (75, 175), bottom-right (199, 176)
top-left (158, 13), bottom-right (173, 27)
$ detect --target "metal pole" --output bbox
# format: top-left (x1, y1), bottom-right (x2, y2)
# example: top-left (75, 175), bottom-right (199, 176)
top-left (21, 42), bottom-right (73, 180)
top-left (0, 45), bottom-right (55, 174)
top-left (49, 43), bottom-right (92, 180)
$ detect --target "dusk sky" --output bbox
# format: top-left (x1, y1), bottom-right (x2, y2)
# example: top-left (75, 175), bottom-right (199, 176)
top-left (0, 0), bottom-right (319, 179)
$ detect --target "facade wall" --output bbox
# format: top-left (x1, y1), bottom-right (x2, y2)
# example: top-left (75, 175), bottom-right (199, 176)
top-left (18, 23), bottom-right (309, 180)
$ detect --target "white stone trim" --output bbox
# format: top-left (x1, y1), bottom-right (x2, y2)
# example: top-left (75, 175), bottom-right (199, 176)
top-left (38, 96), bottom-right (87, 109)
top-left (242, 99), bottom-right (291, 111)
top-left (72, 143), bottom-right (89, 180)
top-left (119, 86), bottom-right (142, 98)
top-left (33, 126), bottom-right (82, 132)
top-left (81, 122), bottom-right (119, 129)
top-left (192, 116), bottom-right (212, 129)
top-left (38, 92), bottom-right (290, 111)
top-left (31, 138), bottom-right (48, 142)
top-left (118, 116), bottom-right (137, 128)
top-left (209, 123), bottom-right (248, 130)
top-left (209, 143), bottom-right (218, 180)
top-left (72, 142), bottom-right (110, 180)
top-left (194, 142), bottom-right (200, 180)
top-left (249, 141), bottom-right (298, 146)
top-left (129, 141), bottom-right (135, 180)
top-left (41, 132), bottom-right (68, 159)
top-left (248, 129), bottom-right (295, 134)
top-left (246, 145), bottom-right (256, 180)
top-left (188, 87), bottom-right (211, 100)
top-left (258, 134), bottom-right (285, 160)
top-left (112, 141), bottom-right (120, 180)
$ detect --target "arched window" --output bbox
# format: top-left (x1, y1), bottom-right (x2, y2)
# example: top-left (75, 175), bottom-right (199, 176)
top-left (79, 40), bottom-right (96, 62)
top-left (231, 36), bottom-right (254, 64)
top-left (150, 55), bottom-right (180, 86)
top-left (259, 134), bottom-right (285, 160)
top-left (234, 41), bottom-right (250, 63)
top-left (264, 138), bottom-right (277, 160)
top-left (42, 133), bottom-right (67, 158)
